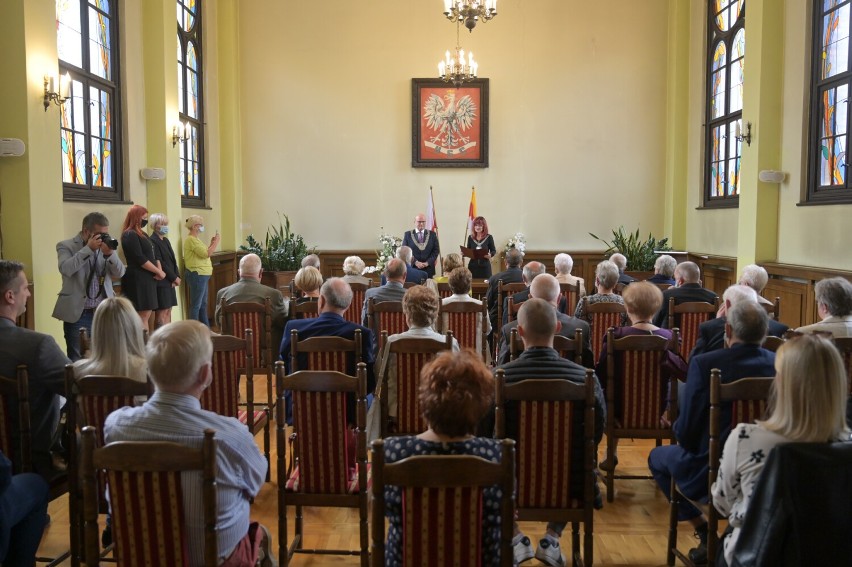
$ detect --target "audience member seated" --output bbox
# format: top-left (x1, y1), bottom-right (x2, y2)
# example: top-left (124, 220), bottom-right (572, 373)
top-left (653, 261), bottom-right (718, 328)
top-left (574, 260), bottom-right (626, 324)
top-left (502, 262), bottom-right (547, 326)
top-left (0, 449), bottom-right (49, 566)
top-left (610, 253), bottom-right (636, 286)
top-left (300, 254), bottom-right (320, 270)
top-left (711, 334), bottom-right (850, 567)
top-left (381, 246), bottom-right (427, 285)
top-left (432, 253), bottom-right (464, 285)
top-left (293, 266), bottom-right (323, 304)
top-left (73, 297), bottom-right (147, 383)
top-left (554, 252), bottom-right (586, 297)
top-left (105, 320), bottom-right (275, 567)
top-left (0, 260), bottom-right (69, 479)
top-left (381, 350), bottom-right (505, 566)
top-left (497, 274), bottom-right (592, 366)
top-left (691, 285), bottom-right (788, 358)
top-left (647, 255), bottom-right (677, 286)
top-left (796, 277), bottom-right (852, 337)
top-left (442, 267), bottom-right (491, 335)
top-left (486, 248), bottom-right (525, 334)
top-left (361, 258), bottom-right (407, 327)
top-left (716, 264), bottom-right (775, 318)
top-left (595, 282), bottom-right (675, 471)
top-left (341, 255), bottom-right (371, 286)
top-left (648, 302), bottom-right (775, 565)
top-left (493, 298), bottom-right (605, 566)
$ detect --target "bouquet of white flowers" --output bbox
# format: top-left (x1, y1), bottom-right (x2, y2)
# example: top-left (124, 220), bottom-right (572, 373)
top-left (504, 232), bottom-right (527, 254)
top-left (368, 229), bottom-right (403, 273)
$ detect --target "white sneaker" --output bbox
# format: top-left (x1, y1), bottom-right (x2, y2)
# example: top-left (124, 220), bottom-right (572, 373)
top-left (512, 533), bottom-right (534, 565)
top-left (534, 536), bottom-right (566, 567)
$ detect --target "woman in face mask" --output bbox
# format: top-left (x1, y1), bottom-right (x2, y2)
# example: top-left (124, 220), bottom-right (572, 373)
top-left (120, 204), bottom-right (165, 327)
top-left (148, 213), bottom-right (180, 327)
top-left (183, 214), bottom-right (220, 326)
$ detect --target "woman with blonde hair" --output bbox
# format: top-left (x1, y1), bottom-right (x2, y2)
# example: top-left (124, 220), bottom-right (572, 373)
top-left (294, 266), bottom-right (323, 301)
top-left (433, 253), bottom-right (464, 284)
top-left (183, 215), bottom-right (220, 326)
top-left (73, 297), bottom-right (147, 382)
top-left (712, 334), bottom-right (850, 566)
top-left (341, 255), bottom-right (370, 285)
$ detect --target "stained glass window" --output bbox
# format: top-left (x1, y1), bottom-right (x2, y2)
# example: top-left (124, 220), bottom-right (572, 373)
top-left (808, 0), bottom-right (852, 203)
top-left (56, 0), bottom-right (122, 200)
top-left (704, 0), bottom-right (745, 206)
top-left (177, 0), bottom-right (205, 206)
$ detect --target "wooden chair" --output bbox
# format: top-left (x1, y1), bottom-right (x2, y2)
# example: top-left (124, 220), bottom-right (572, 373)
top-left (436, 281), bottom-right (453, 299)
top-left (344, 282), bottom-right (371, 324)
top-left (668, 297), bottom-right (720, 362)
top-left (761, 296), bottom-right (781, 320)
top-left (439, 301), bottom-right (488, 360)
top-left (582, 298), bottom-right (627, 360)
top-left (614, 282), bottom-right (628, 295)
top-left (506, 295), bottom-right (525, 324)
top-left (509, 327), bottom-right (585, 366)
top-left (202, 331), bottom-right (270, 481)
top-left (367, 299), bottom-right (407, 352)
top-left (291, 297), bottom-right (320, 319)
top-left (80, 426), bottom-right (218, 567)
top-left (65, 366), bottom-right (152, 566)
top-left (666, 371), bottom-right (773, 567)
top-left (653, 283), bottom-right (673, 291)
top-left (219, 297), bottom-right (274, 412)
top-left (275, 362), bottom-right (369, 566)
top-left (377, 332), bottom-right (454, 437)
top-left (604, 328), bottom-right (680, 502)
top-left (496, 281), bottom-right (526, 339)
top-left (559, 281), bottom-right (583, 316)
top-left (494, 370), bottom-right (596, 566)
top-left (370, 438), bottom-right (516, 567)
top-left (290, 328), bottom-right (363, 373)
top-left (762, 335), bottom-right (785, 352)
top-left (79, 328), bottom-right (92, 359)
top-left (403, 281), bottom-right (421, 289)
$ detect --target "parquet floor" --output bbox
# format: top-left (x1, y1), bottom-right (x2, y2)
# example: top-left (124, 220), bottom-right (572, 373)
top-left (36, 377), bottom-right (702, 566)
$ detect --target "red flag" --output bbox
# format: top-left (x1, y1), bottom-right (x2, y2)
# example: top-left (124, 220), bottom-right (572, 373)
top-left (426, 187), bottom-right (438, 233)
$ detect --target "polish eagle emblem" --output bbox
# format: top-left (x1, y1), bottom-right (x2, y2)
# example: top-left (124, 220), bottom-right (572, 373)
top-left (423, 91), bottom-right (478, 150)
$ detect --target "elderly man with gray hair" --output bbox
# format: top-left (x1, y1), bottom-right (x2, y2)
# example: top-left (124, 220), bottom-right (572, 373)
top-left (647, 254), bottom-right (677, 287)
top-left (502, 261), bottom-right (547, 326)
top-left (553, 253), bottom-right (586, 297)
top-left (381, 246), bottom-right (427, 285)
top-left (654, 261), bottom-right (718, 328)
top-left (716, 264), bottom-right (775, 318)
top-left (610, 253), bottom-right (637, 286)
top-left (796, 277), bottom-right (852, 337)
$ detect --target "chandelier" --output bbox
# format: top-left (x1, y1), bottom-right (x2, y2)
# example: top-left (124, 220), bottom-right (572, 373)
top-left (438, 22), bottom-right (478, 87)
top-left (443, 0), bottom-right (497, 32)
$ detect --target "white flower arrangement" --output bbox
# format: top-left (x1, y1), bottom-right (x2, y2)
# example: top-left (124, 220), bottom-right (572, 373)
top-left (369, 229), bottom-right (403, 272)
top-left (504, 232), bottom-right (527, 254)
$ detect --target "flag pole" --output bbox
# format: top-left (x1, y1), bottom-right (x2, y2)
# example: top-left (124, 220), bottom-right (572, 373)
top-left (463, 186), bottom-right (475, 244)
top-left (430, 186), bottom-right (443, 275)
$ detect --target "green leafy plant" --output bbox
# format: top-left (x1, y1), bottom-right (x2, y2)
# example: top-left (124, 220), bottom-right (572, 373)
top-left (589, 226), bottom-right (671, 272)
top-left (239, 213), bottom-right (313, 272)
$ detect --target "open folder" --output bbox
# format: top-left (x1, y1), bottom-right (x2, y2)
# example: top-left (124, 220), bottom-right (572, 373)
top-left (459, 245), bottom-right (490, 260)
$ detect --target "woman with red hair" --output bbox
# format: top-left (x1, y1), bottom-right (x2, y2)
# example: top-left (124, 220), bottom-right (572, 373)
top-left (466, 216), bottom-right (496, 279)
top-left (120, 205), bottom-right (165, 326)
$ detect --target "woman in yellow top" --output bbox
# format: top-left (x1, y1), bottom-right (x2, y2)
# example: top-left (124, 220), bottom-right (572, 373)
top-left (183, 215), bottom-right (220, 325)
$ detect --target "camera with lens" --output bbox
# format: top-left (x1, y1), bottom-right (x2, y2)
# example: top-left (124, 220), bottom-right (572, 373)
top-left (96, 233), bottom-right (119, 250)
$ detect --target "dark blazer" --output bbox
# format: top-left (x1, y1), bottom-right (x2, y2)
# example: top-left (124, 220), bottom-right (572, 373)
top-left (0, 318), bottom-right (69, 478)
top-left (669, 343), bottom-right (775, 500)
top-left (380, 264), bottom-right (427, 286)
top-left (402, 230), bottom-right (440, 278)
top-left (52, 234), bottom-right (125, 323)
top-left (361, 282), bottom-right (406, 327)
top-left (485, 267), bottom-right (523, 326)
top-left (646, 274), bottom-right (676, 286)
top-left (501, 287), bottom-right (531, 326)
top-left (617, 272), bottom-right (636, 286)
top-left (150, 232), bottom-right (179, 287)
top-left (496, 311), bottom-right (594, 367)
top-left (690, 316), bottom-right (789, 358)
top-left (654, 283), bottom-right (719, 328)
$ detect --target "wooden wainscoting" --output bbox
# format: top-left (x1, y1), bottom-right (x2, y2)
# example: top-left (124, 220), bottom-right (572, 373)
top-left (690, 254), bottom-right (737, 298)
top-left (763, 262), bottom-right (852, 329)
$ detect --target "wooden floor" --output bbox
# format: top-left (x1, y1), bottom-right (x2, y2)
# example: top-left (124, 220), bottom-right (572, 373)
top-left (36, 377), bottom-right (702, 566)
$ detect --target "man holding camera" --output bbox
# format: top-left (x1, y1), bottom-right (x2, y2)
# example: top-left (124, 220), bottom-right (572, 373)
top-left (53, 212), bottom-right (125, 360)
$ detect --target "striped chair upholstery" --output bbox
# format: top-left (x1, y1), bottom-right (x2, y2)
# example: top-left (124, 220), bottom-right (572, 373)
top-left (0, 365), bottom-right (30, 472)
top-left (219, 298), bottom-right (274, 413)
top-left (290, 329), bottom-right (363, 375)
top-left (603, 328), bottom-right (679, 502)
top-left (80, 427), bottom-right (218, 567)
top-left (583, 297), bottom-right (627, 360)
top-left (275, 362), bottom-right (369, 564)
top-left (440, 301), bottom-right (487, 359)
top-left (496, 282), bottom-right (527, 340)
top-left (292, 298), bottom-right (320, 319)
top-left (494, 371), bottom-right (596, 567)
top-left (370, 438), bottom-right (516, 567)
top-left (344, 282), bottom-right (371, 324)
top-left (668, 298), bottom-right (719, 361)
top-left (436, 282), bottom-right (453, 299)
top-left (368, 299), bottom-right (407, 350)
top-left (559, 281), bottom-right (583, 316)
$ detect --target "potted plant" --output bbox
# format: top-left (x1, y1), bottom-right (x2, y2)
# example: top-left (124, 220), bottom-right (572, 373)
top-left (589, 226), bottom-right (672, 277)
top-left (240, 213), bottom-right (314, 290)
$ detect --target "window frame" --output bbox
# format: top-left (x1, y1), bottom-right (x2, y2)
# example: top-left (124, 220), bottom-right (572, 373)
top-left (177, 0), bottom-right (207, 209)
top-left (702, 0), bottom-right (746, 209)
top-left (58, 0), bottom-right (125, 203)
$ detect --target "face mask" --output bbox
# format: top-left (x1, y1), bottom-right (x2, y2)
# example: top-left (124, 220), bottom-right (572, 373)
top-left (141, 219), bottom-right (148, 228)
top-left (198, 225), bottom-right (205, 233)
top-left (159, 226), bottom-right (170, 235)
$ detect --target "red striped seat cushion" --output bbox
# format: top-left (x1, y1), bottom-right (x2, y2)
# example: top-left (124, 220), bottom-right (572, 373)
top-left (396, 353), bottom-right (430, 435)
top-left (285, 463), bottom-right (372, 494)
top-left (291, 391), bottom-right (351, 494)
top-left (618, 350), bottom-right (666, 429)
top-left (401, 487), bottom-right (483, 567)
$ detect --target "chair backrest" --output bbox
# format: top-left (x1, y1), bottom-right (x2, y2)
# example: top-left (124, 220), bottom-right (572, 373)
top-left (614, 282), bottom-right (627, 296)
top-left (832, 337), bottom-right (852, 396)
top-left (559, 281), bottom-right (582, 316)
top-left (368, 299), bottom-right (407, 349)
top-left (439, 301), bottom-right (487, 358)
top-left (0, 365), bottom-right (30, 473)
top-left (494, 370), bottom-right (595, 510)
top-left (509, 328), bottom-right (584, 366)
top-left (292, 297), bottom-right (320, 319)
top-left (762, 296), bottom-right (781, 320)
top-left (370, 437), bottom-right (515, 567)
top-left (669, 298), bottom-right (719, 361)
top-left (436, 282), bottom-right (453, 299)
top-left (79, 327), bottom-right (92, 358)
top-left (584, 298), bottom-right (627, 359)
top-left (344, 282), bottom-right (370, 324)
top-left (762, 335), bottom-right (785, 352)
top-left (606, 328), bottom-right (678, 432)
top-left (81, 426), bottom-right (218, 567)
top-left (220, 297), bottom-right (273, 370)
top-left (497, 281), bottom-right (526, 334)
top-left (276, 363), bottom-right (367, 495)
top-left (506, 296), bottom-right (524, 324)
top-left (652, 283), bottom-right (672, 291)
top-left (403, 281), bottom-right (420, 289)
top-left (202, 331), bottom-right (253, 422)
top-left (290, 328), bottom-right (362, 374)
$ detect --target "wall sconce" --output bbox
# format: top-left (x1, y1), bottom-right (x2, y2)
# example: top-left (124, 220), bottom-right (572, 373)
top-left (735, 121), bottom-right (752, 146)
top-left (172, 122), bottom-right (189, 147)
top-left (43, 73), bottom-right (71, 111)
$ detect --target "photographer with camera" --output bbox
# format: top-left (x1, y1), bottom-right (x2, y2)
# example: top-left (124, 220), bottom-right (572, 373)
top-left (53, 212), bottom-right (126, 361)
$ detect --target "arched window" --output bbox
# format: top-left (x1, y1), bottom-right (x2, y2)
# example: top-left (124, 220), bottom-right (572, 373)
top-left (704, 0), bottom-right (745, 207)
top-left (807, 0), bottom-right (852, 203)
top-left (56, 0), bottom-right (122, 201)
top-left (177, 0), bottom-right (205, 207)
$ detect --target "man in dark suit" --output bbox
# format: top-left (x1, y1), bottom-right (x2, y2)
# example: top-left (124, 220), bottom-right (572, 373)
top-left (653, 261), bottom-right (718, 328)
top-left (380, 246), bottom-right (427, 285)
top-left (648, 301), bottom-right (776, 564)
top-left (690, 285), bottom-right (788, 358)
top-left (611, 253), bottom-right (637, 286)
top-left (493, 298), bottom-right (605, 565)
top-left (361, 258), bottom-right (407, 327)
top-left (401, 213), bottom-right (440, 278)
top-left (497, 273), bottom-right (594, 366)
top-left (501, 261), bottom-right (546, 326)
top-left (0, 261), bottom-right (70, 478)
top-left (485, 247), bottom-right (524, 334)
